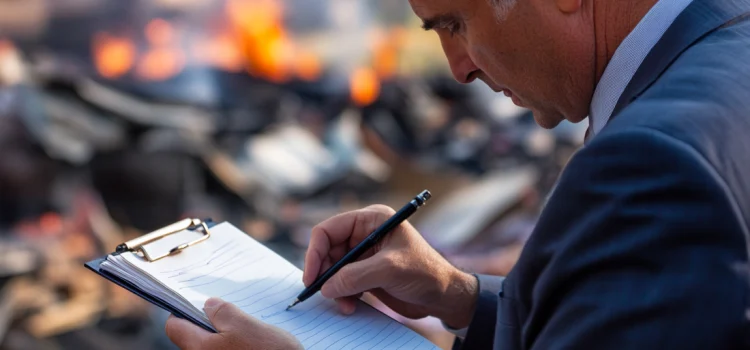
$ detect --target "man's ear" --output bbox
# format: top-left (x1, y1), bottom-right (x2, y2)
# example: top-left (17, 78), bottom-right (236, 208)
top-left (556, 0), bottom-right (582, 14)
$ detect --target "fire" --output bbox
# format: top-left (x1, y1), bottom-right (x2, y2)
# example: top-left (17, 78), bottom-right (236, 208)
top-left (39, 212), bottom-right (63, 235)
top-left (250, 30), bottom-right (293, 83)
top-left (136, 48), bottom-right (186, 81)
top-left (92, 32), bottom-right (136, 79)
top-left (145, 18), bottom-right (175, 46)
top-left (226, 0), bottom-right (321, 83)
top-left (294, 50), bottom-right (322, 82)
top-left (226, 0), bottom-right (282, 34)
top-left (373, 27), bottom-right (408, 79)
top-left (350, 67), bottom-right (381, 106)
top-left (137, 18), bottom-right (185, 81)
top-left (226, 0), bottom-right (290, 82)
top-left (89, 3), bottom-right (325, 83)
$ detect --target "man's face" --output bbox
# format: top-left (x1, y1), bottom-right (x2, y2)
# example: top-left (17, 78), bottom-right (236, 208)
top-left (409, 0), bottom-right (595, 128)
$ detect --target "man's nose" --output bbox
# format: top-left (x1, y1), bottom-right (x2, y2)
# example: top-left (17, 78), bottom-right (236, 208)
top-left (441, 38), bottom-right (479, 84)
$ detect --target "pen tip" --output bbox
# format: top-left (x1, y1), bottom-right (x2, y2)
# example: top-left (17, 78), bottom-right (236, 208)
top-left (286, 299), bottom-right (300, 311)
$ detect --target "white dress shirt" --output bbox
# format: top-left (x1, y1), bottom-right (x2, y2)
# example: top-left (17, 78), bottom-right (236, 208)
top-left (588, 0), bottom-right (694, 139)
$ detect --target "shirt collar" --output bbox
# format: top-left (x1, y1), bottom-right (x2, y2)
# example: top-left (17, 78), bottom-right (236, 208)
top-left (587, 0), bottom-right (694, 140)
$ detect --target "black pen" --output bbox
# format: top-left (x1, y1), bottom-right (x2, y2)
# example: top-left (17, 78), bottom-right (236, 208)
top-left (286, 190), bottom-right (432, 310)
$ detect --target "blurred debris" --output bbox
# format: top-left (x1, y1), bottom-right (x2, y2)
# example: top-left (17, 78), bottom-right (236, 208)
top-left (0, 282), bottom-right (11, 344)
top-left (0, 40), bottom-right (25, 86)
top-left (0, 239), bottom-right (41, 281)
top-left (417, 166), bottom-right (539, 251)
top-left (0, 0), bottom-right (50, 39)
top-left (0, 190), bottom-right (155, 348)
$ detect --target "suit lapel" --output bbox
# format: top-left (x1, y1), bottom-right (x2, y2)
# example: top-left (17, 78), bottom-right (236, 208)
top-left (610, 0), bottom-right (750, 121)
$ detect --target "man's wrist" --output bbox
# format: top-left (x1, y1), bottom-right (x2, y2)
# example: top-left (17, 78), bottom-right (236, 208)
top-left (433, 269), bottom-right (478, 329)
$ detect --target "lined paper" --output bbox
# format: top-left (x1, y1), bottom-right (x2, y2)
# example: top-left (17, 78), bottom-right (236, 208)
top-left (104, 222), bottom-right (438, 349)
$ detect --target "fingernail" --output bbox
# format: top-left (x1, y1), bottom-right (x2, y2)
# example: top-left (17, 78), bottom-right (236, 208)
top-left (204, 297), bottom-right (223, 310)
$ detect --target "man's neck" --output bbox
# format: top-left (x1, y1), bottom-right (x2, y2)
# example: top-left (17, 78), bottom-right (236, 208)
top-left (592, 0), bottom-right (659, 82)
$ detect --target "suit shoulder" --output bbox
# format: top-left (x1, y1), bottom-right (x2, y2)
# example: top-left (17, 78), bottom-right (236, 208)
top-left (598, 19), bottom-right (750, 217)
top-left (589, 104), bottom-right (750, 266)
top-left (607, 17), bottom-right (750, 147)
top-left (574, 126), bottom-right (723, 187)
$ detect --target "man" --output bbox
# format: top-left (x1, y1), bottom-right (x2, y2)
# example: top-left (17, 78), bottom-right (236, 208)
top-left (165, 0), bottom-right (750, 348)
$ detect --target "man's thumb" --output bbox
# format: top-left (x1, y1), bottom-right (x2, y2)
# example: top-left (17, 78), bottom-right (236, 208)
top-left (320, 257), bottom-right (383, 299)
top-left (204, 298), bottom-right (256, 332)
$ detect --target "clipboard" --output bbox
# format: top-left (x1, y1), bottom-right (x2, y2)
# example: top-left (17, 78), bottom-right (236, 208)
top-left (85, 218), bottom-right (440, 349)
top-left (84, 218), bottom-right (218, 333)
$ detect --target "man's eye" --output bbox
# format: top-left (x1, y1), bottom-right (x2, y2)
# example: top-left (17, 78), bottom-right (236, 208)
top-left (448, 22), bottom-right (462, 37)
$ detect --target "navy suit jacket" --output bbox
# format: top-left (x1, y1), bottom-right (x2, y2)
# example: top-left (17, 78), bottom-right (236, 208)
top-left (456, 0), bottom-right (750, 348)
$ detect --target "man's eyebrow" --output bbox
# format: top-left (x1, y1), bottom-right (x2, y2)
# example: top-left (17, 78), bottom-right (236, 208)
top-left (421, 14), bottom-right (459, 31)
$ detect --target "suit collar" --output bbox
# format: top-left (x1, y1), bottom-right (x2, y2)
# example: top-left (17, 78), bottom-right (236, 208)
top-left (609, 0), bottom-right (750, 122)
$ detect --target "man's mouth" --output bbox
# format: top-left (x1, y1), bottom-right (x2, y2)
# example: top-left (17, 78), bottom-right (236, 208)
top-left (482, 78), bottom-right (525, 108)
top-left (502, 89), bottom-right (523, 107)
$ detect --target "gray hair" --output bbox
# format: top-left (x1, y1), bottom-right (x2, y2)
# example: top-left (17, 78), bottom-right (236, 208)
top-left (488, 0), bottom-right (517, 21)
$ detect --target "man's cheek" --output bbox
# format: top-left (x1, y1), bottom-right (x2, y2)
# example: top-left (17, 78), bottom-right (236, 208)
top-left (477, 59), bottom-right (506, 88)
top-left (470, 44), bottom-right (501, 80)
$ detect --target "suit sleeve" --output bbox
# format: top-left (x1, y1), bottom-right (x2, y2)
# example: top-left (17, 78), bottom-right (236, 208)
top-left (449, 274), bottom-right (504, 349)
top-left (522, 127), bottom-right (749, 349)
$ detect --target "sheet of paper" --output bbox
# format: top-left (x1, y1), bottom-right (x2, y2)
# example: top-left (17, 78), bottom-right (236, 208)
top-left (119, 222), bottom-right (438, 350)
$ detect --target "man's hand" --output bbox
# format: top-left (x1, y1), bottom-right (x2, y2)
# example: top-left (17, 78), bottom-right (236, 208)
top-left (304, 205), bottom-right (479, 329)
top-left (165, 298), bottom-right (303, 350)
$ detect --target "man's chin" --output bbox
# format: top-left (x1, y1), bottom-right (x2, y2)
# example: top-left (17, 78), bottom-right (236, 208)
top-left (530, 110), bottom-right (565, 129)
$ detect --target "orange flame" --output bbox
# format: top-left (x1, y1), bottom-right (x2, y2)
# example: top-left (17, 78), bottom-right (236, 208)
top-left (145, 18), bottom-right (175, 46)
top-left (373, 27), bottom-right (407, 79)
top-left (226, 0), bottom-right (309, 83)
top-left (90, 5), bottom-right (325, 82)
top-left (226, 0), bottom-right (283, 36)
top-left (137, 19), bottom-right (185, 81)
top-left (92, 32), bottom-right (136, 79)
top-left (350, 67), bottom-right (380, 106)
top-left (250, 29), bottom-right (293, 83)
top-left (294, 50), bottom-right (322, 82)
top-left (136, 48), bottom-right (186, 81)
top-left (39, 212), bottom-right (63, 235)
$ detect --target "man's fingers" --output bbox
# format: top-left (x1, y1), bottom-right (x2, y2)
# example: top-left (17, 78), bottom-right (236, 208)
top-left (165, 314), bottom-right (212, 349)
top-left (203, 298), bottom-right (260, 332)
top-left (320, 256), bottom-right (387, 299)
top-left (304, 225), bottom-right (331, 286)
top-left (199, 298), bottom-right (303, 349)
top-left (303, 206), bottom-right (395, 286)
top-left (305, 258), bottom-right (334, 287)
top-left (335, 294), bottom-right (363, 315)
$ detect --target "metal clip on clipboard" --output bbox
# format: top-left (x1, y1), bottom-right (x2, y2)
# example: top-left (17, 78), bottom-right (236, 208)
top-left (115, 218), bottom-right (211, 262)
